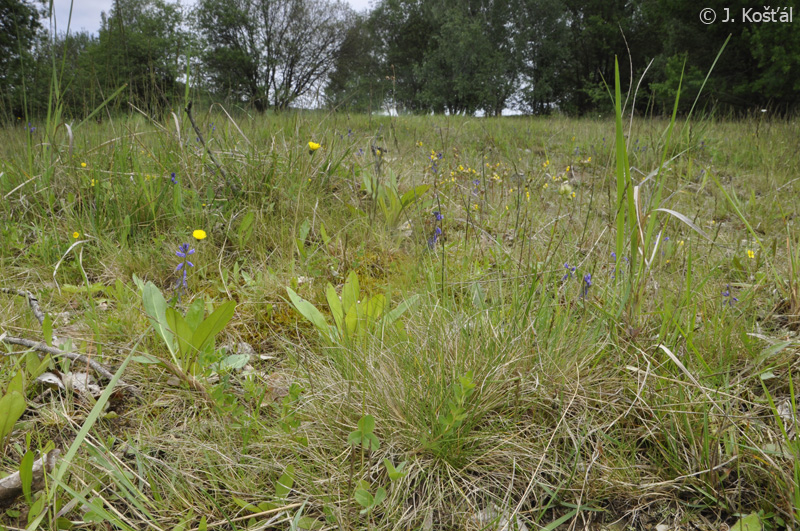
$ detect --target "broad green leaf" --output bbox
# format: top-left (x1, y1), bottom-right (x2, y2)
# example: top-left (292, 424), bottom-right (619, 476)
top-left (20, 450), bottom-right (34, 503)
top-left (298, 218), bottom-right (311, 244)
top-left (190, 300), bottom-right (236, 354)
top-left (184, 298), bottom-right (206, 331)
top-left (237, 211), bottom-right (255, 247)
top-left (364, 433), bottom-right (380, 451)
top-left (347, 430), bottom-right (363, 446)
top-left (296, 516), bottom-right (323, 530)
top-left (8, 370), bottom-right (24, 396)
top-left (325, 283), bottom-right (344, 336)
top-left (365, 294), bottom-right (386, 322)
top-left (140, 281), bottom-right (177, 362)
top-left (383, 459), bottom-right (407, 481)
top-left (215, 353), bottom-right (249, 371)
top-left (382, 294), bottom-right (420, 326)
top-left (286, 288), bottom-right (331, 340)
top-left (0, 390), bottom-right (26, 440)
top-left (342, 271), bottom-right (359, 313)
top-left (358, 414), bottom-right (375, 434)
top-left (344, 303), bottom-right (359, 337)
top-left (730, 513), bottom-right (762, 531)
top-left (165, 307), bottom-right (194, 363)
top-left (354, 489), bottom-right (373, 509)
top-left (131, 354), bottom-right (162, 365)
top-left (275, 465), bottom-right (295, 500)
top-left (400, 184), bottom-right (430, 208)
top-left (319, 222), bottom-right (331, 245)
top-left (372, 487), bottom-right (386, 506)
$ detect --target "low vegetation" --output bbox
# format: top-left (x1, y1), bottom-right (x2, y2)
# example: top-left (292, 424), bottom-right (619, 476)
top-left (1, 101), bottom-right (799, 529)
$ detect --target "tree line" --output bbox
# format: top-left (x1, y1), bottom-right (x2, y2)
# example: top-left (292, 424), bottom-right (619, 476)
top-left (2, 0), bottom-right (798, 120)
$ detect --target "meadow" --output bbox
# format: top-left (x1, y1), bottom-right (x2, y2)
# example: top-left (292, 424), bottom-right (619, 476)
top-left (0, 104), bottom-right (799, 530)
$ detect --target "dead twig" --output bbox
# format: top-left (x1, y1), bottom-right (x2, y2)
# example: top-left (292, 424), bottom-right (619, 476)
top-left (1, 287), bottom-right (46, 325)
top-left (1, 336), bottom-right (140, 397)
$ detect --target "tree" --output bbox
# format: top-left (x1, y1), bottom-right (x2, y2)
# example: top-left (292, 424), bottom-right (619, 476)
top-left (0, 0), bottom-right (42, 119)
top-left (325, 13), bottom-right (387, 113)
top-left (90, 0), bottom-right (191, 113)
top-left (195, 0), bottom-right (352, 111)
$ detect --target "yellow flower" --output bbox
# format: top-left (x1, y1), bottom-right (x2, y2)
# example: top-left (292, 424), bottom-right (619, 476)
top-left (91, 179), bottom-right (96, 187)
top-left (747, 249), bottom-right (755, 259)
top-left (416, 141), bottom-right (423, 147)
top-left (81, 162), bottom-right (87, 168)
top-left (566, 165), bottom-right (570, 172)
top-left (308, 141), bottom-right (321, 152)
top-left (193, 230), bottom-right (207, 240)
top-left (678, 240), bottom-right (684, 246)
top-left (72, 231), bottom-right (79, 239)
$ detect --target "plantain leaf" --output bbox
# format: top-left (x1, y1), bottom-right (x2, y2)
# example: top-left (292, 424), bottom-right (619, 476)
top-left (326, 283), bottom-right (344, 337)
top-left (287, 288), bottom-right (331, 340)
top-left (188, 301), bottom-right (235, 355)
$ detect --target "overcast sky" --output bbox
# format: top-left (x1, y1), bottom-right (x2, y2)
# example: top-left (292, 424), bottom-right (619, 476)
top-left (51, 0), bottom-right (374, 34)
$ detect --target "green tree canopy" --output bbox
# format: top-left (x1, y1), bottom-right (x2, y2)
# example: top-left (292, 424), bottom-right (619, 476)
top-left (0, 0), bottom-right (42, 119)
top-left (195, 0), bottom-right (353, 111)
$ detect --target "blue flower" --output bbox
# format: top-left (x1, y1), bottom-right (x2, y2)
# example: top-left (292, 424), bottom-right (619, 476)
top-left (170, 172), bottom-right (178, 184)
top-left (581, 273), bottom-right (592, 298)
top-left (562, 262), bottom-right (576, 281)
top-left (433, 211), bottom-right (443, 221)
top-left (175, 243), bottom-right (196, 290)
top-left (722, 284), bottom-right (738, 307)
top-left (428, 227), bottom-right (442, 249)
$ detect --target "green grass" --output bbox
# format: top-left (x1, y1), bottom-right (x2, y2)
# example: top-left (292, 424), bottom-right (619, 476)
top-left (1, 108), bottom-right (799, 530)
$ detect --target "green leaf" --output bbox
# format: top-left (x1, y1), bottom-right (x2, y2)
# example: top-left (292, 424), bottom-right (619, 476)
top-left (347, 430), bottom-right (363, 446)
top-left (275, 464), bottom-right (295, 500)
top-left (190, 300), bottom-right (236, 355)
top-left (383, 459), bottom-right (407, 481)
top-left (237, 211), bottom-right (255, 247)
top-left (372, 487), bottom-right (386, 506)
top-left (165, 307), bottom-right (194, 363)
top-left (730, 513), bottom-right (762, 531)
top-left (364, 294), bottom-right (386, 322)
top-left (344, 303), bottom-right (359, 337)
top-left (319, 222), bottom-right (331, 246)
top-left (8, 370), bottom-right (24, 396)
top-left (354, 488), bottom-right (373, 509)
top-left (364, 433), bottom-right (380, 451)
top-left (20, 450), bottom-right (34, 504)
top-left (214, 353), bottom-right (250, 371)
top-left (131, 354), bottom-right (162, 365)
top-left (0, 390), bottom-right (26, 441)
top-left (342, 271), bottom-right (359, 314)
top-left (400, 184), bottom-right (430, 208)
top-left (382, 294), bottom-right (419, 326)
top-left (358, 414), bottom-right (375, 434)
top-left (286, 288), bottom-right (331, 340)
top-left (184, 298), bottom-right (206, 331)
top-left (325, 283), bottom-right (344, 337)
top-left (139, 281), bottom-right (177, 362)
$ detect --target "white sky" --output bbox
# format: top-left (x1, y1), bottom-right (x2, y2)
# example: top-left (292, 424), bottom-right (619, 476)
top-left (51, 0), bottom-right (374, 35)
